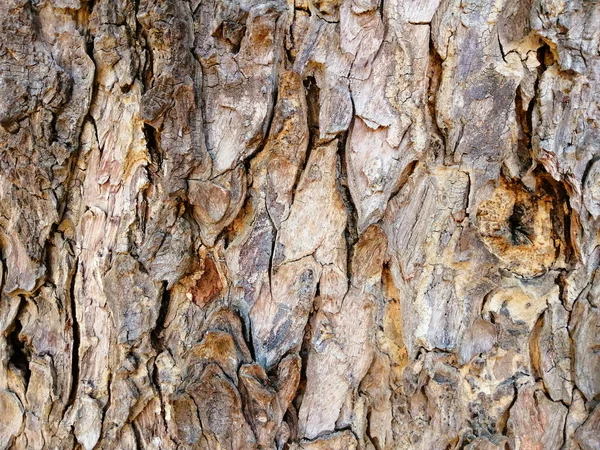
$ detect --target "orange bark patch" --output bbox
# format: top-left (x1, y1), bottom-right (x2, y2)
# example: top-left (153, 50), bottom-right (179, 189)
top-left (189, 257), bottom-right (223, 307)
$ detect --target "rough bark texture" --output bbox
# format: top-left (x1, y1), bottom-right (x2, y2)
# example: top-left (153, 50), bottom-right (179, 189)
top-left (0, 0), bottom-right (599, 449)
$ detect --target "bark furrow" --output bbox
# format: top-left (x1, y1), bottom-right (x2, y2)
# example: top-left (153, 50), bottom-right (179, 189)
top-left (0, 0), bottom-right (599, 449)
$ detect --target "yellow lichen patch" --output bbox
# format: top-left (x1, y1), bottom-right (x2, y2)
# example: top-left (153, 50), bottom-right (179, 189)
top-left (476, 176), bottom-right (569, 278)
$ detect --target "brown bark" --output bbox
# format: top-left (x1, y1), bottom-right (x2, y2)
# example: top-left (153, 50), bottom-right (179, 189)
top-left (0, 0), bottom-right (599, 449)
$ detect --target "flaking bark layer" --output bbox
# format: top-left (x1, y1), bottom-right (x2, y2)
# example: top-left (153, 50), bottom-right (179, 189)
top-left (0, 1), bottom-right (599, 449)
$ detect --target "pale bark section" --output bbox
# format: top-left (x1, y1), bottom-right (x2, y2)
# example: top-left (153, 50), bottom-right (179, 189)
top-left (0, 0), bottom-right (599, 449)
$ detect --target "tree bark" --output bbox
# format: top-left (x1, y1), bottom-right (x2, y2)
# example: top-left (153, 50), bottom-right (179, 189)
top-left (0, 0), bottom-right (599, 449)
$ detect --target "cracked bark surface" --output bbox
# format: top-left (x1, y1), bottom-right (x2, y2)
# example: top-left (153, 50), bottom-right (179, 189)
top-left (0, 0), bottom-right (599, 449)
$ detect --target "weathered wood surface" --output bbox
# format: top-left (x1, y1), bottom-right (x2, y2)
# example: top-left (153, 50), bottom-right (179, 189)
top-left (0, 0), bottom-right (599, 449)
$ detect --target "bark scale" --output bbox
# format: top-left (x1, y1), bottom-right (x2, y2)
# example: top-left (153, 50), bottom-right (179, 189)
top-left (0, 0), bottom-right (599, 449)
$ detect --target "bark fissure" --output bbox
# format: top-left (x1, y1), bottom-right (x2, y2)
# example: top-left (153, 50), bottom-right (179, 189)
top-left (66, 259), bottom-right (80, 412)
top-left (1, 0), bottom-right (599, 449)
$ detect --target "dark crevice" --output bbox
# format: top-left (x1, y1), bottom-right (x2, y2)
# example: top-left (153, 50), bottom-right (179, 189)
top-left (284, 75), bottom-right (320, 212)
top-left (451, 123), bottom-right (465, 162)
top-left (213, 16), bottom-right (248, 55)
top-left (266, 208), bottom-right (278, 310)
top-left (135, 0), bottom-right (154, 93)
top-left (426, 31), bottom-right (447, 163)
top-left (497, 381), bottom-right (519, 435)
top-left (151, 281), bottom-right (170, 353)
top-left (7, 324), bottom-right (29, 382)
top-left (365, 409), bottom-right (382, 450)
top-left (288, 277), bottom-right (322, 420)
top-left (511, 43), bottom-right (552, 180)
top-left (497, 30), bottom-right (507, 63)
top-left (151, 357), bottom-right (167, 442)
top-left (65, 259), bottom-right (81, 411)
top-left (143, 124), bottom-right (163, 174)
top-left (538, 170), bottom-right (576, 266)
top-left (513, 86), bottom-right (534, 178)
top-left (0, 254), bottom-right (5, 295)
top-left (236, 300), bottom-right (258, 362)
top-left (81, 15), bottom-right (100, 152)
top-left (213, 69), bottom-right (281, 249)
top-left (285, 8), bottom-right (298, 67)
top-left (556, 268), bottom-right (571, 310)
top-left (304, 76), bottom-right (321, 144)
top-left (246, 73), bottom-right (280, 168)
top-left (336, 128), bottom-right (359, 271)
top-left (512, 43), bottom-right (553, 178)
top-left (102, 371), bottom-right (113, 421)
top-left (388, 159), bottom-right (418, 201)
top-left (508, 203), bottom-right (534, 245)
top-left (7, 300), bottom-right (31, 387)
top-left (291, 308), bottom-right (313, 415)
top-left (131, 419), bottom-right (144, 450)
top-left (537, 42), bottom-right (555, 73)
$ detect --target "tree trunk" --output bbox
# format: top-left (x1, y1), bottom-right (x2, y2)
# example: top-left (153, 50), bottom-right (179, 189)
top-left (1, 0), bottom-right (599, 449)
